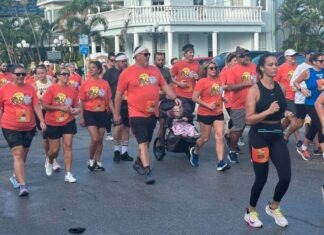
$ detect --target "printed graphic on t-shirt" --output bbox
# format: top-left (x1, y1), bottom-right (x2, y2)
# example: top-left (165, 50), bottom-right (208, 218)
top-left (16, 109), bottom-right (31, 122)
top-left (287, 70), bottom-right (294, 81)
top-left (54, 93), bottom-right (67, 104)
top-left (211, 83), bottom-right (222, 96)
top-left (241, 72), bottom-right (251, 82)
top-left (11, 92), bottom-right (32, 105)
top-left (181, 68), bottom-right (190, 78)
top-left (139, 73), bottom-right (150, 86)
top-left (69, 80), bottom-right (79, 88)
top-left (0, 78), bottom-right (8, 86)
top-left (88, 86), bottom-right (105, 99)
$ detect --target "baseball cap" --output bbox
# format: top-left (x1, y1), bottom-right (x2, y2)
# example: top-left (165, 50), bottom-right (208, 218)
top-left (284, 49), bottom-right (298, 56)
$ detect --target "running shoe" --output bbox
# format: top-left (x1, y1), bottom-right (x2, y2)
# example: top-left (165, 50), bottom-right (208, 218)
top-left (105, 133), bottom-right (114, 141)
top-left (144, 167), bottom-right (156, 185)
top-left (217, 160), bottom-right (231, 171)
top-left (113, 151), bottom-right (121, 162)
top-left (133, 158), bottom-right (145, 175)
top-left (296, 147), bottom-right (311, 161)
top-left (65, 172), bottom-right (77, 183)
top-left (295, 140), bottom-right (303, 148)
top-left (265, 203), bottom-right (288, 227)
top-left (87, 159), bottom-right (96, 171)
top-left (52, 158), bottom-right (61, 172)
top-left (189, 147), bottom-right (199, 167)
top-left (19, 185), bottom-right (29, 197)
top-left (45, 162), bottom-right (53, 176)
top-left (121, 152), bottom-right (134, 161)
top-left (227, 151), bottom-right (239, 163)
top-left (244, 209), bottom-right (263, 228)
top-left (9, 176), bottom-right (20, 189)
top-left (95, 161), bottom-right (105, 171)
top-left (238, 137), bottom-right (245, 146)
top-left (313, 148), bottom-right (323, 156)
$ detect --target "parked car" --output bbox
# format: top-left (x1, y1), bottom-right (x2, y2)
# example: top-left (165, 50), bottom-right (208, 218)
top-left (193, 57), bottom-right (212, 66)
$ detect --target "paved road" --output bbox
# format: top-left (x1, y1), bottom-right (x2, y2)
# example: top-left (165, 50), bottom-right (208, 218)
top-left (0, 125), bottom-right (324, 234)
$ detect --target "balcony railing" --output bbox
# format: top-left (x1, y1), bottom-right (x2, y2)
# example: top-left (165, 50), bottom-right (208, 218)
top-left (91, 5), bottom-right (263, 29)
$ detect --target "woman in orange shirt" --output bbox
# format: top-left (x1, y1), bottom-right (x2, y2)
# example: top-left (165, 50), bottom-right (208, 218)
top-left (0, 65), bottom-right (46, 197)
top-left (79, 61), bottom-right (115, 171)
top-left (191, 61), bottom-right (230, 171)
top-left (42, 68), bottom-right (79, 183)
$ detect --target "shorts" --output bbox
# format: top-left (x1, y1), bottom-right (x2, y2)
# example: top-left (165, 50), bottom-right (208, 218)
top-left (2, 127), bottom-right (36, 148)
top-left (83, 110), bottom-right (108, 128)
top-left (286, 99), bottom-right (296, 115)
top-left (45, 120), bottom-right (77, 139)
top-left (130, 116), bottom-right (157, 144)
top-left (120, 100), bottom-right (130, 127)
top-left (295, 104), bottom-right (307, 119)
top-left (230, 109), bottom-right (246, 132)
top-left (197, 114), bottom-right (224, 125)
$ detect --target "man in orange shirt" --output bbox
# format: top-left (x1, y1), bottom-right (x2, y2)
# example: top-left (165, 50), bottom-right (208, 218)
top-left (0, 62), bottom-right (13, 87)
top-left (115, 46), bottom-right (181, 184)
top-left (225, 47), bottom-right (257, 163)
top-left (274, 49), bottom-right (301, 146)
top-left (171, 43), bottom-right (200, 115)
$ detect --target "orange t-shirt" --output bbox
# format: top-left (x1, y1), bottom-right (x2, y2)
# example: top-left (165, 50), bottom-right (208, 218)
top-left (194, 77), bottom-right (223, 116)
top-left (47, 70), bottom-right (55, 77)
top-left (42, 83), bottom-right (78, 126)
top-left (117, 65), bottom-right (167, 118)
top-left (79, 77), bottom-right (111, 112)
top-left (171, 60), bottom-right (200, 98)
top-left (25, 75), bottom-right (36, 87)
top-left (219, 67), bottom-right (232, 109)
top-left (227, 63), bottom-right (257, 110)
top-left (274, 63), bottom-right (297, 101)
top-left (68, 73), bottom-right (82, 90)
top-left (0, 83), bottom-right (38, 131)
top-left (0, 72), bottom-right (13, 87)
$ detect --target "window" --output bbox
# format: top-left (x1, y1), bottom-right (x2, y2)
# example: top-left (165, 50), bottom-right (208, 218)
top-left (152, 0), bottom-right (164, 5)
top-left (193, 0), bottom-right (203, 5)
top-left (231, 0), bottom-right (243, 6)
top-left (259, 0), bottom-right (267, 11)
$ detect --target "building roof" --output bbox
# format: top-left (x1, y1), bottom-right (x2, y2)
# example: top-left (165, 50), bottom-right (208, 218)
top-left (0, 0), bottom-right (44, 17)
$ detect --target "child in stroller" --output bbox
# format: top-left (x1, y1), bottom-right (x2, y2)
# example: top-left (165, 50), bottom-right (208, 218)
top-left (153, 99), bottom-right (199, 160)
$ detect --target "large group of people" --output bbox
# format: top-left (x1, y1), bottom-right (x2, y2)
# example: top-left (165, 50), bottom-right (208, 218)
top-left (0, 45), bottom-right (323, 229)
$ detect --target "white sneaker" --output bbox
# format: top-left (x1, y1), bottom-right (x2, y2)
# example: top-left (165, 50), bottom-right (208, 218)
top-left (65, 172), bottom-right (77, 183)
top-left (45, 163), bottom-right (53, 176)
top-left (244, 209), bottom-right (263, 228)
top-left (265, 204), bottom-right (288, 227)
top-left (44, 157), bottom-right (49, 168)
top-left (238, 137), bottom-right (245, 146)
top-left (52, 158), bottom-right (61, 172)
top-left (105, 133), bottom-right (114, 141)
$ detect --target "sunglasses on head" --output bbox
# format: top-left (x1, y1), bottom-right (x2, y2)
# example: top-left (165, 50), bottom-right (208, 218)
top-left (60, 72), bottom-right (70, 76)
top-left (14, 72), bottom-right (26, 77)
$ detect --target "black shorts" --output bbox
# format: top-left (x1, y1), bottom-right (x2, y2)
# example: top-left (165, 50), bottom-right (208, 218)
top-left (120, 100), bottom-right (130, 127)
top-left (83, 110), bottom-right (108, 128)
top-left (197, 114), bottom-right (224, 125)
top-left (286, 99), bottom-right (296, 115)
top-left (130, 116), bottom-right (157, 144)
top-left (45, 120), bottom-right (77, 139)
top-left (2, 127), bottom-right (36, 148)
top-left (295, 104), bottom-right (307, 119)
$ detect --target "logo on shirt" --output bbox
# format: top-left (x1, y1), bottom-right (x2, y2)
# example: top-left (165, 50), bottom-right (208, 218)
top-left (241, 72), bottom-right (251, 82)
top-left (54, 93), bottom-right (67, 104)
top-left (69, 80), bottom-right (79, 88)
top-left (211, 83), bottom-right (222, 96)
top-left (138, 73), bottom-right (150, 86)
top-left (181, 68), bottom-right (190, 78)
top-left (11, 92), bottom-right (31, 105)
top-left (287, 70), bottom-right (294, 81)
top-left (0, 78), bottom-right (8, 86)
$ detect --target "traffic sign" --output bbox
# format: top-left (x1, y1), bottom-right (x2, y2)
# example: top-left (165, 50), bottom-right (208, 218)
top-left (79, 34), bottom-right (89, 55)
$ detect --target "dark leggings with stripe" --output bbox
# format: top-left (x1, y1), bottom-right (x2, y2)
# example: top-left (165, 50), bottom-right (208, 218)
top-left (305, 105), bottom-right (324, 143)
top-left (248, 123), bottom-right (291, 207)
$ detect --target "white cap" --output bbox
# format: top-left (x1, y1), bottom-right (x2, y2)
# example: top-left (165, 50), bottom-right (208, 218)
top-left (44, 61), bottom-right (51, 66)
top-left (284, 49), bottom-right (298, 57)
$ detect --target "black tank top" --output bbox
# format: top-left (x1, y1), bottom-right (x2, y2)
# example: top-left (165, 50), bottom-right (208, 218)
top-left (255, 81), bottom-right (286, 121)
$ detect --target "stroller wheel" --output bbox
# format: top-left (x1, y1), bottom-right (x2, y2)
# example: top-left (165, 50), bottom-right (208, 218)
top-left (153, 137), bottom-right (166, 160)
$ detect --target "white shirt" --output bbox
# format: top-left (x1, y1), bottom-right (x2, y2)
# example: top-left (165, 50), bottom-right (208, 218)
top-left (290, 62), bottom-right (313, 104)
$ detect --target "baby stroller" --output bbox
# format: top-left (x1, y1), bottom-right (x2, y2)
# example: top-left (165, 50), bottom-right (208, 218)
top-left (153, 99), bottom-right (199, 161)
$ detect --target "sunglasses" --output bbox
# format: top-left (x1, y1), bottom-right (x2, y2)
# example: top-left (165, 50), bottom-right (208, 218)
top-left (59, 72), bottom-right (70, 76)
top-left (238, 54), bottom-right (249, 58)
top-left (109, 59), bottom-right (116, 62)
top-left (14, 73), bottom-right (26, 77)
top-left (208, 67), bottom-right (217, 70)
top-left (140, 53), bottom-right (151, 57)
top-left (317, 60), bottom-right (324, 63)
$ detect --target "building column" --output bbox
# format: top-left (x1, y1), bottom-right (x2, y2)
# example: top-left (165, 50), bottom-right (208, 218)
top-left (254, 32), bottom-right (259, 50)
top-left (100, 40), bottom-right (106, 53)
top-left (115, 35), bottom-right (120, 53)
top-left (51, 9), bottom-right (55, 23)
top-left (212, 32), bottom-right (218, 57)
top-left (134, 33), bottom-right (139, 48)
top-left (91, 41), bottom-right (96, 54)
top-left (167, 32), bottom-right (173, 66)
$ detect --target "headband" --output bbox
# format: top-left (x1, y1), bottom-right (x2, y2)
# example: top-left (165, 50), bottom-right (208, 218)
top-left (133, 46), bottom-right (147, 57)
top-left (116, 54), bottom-right (128, 61)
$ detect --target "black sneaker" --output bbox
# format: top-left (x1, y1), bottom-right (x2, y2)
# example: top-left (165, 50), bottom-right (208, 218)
top-left (121, 152), bottom-right (134, 161)
top-left (88, 159), bottom-right (96, 171)
top-left (227, 151), bottom-right (239, 163)
top-left (296, 140), bottom-right (303, 148)
top-left (94, 161), bottom-right (105, 171)
top-left (314, 148), bottom-right (323, 156)
top-left (113, 151), bottom-right (121, 162)
top-left (144, 167), bottom-right (156, 184)
top-left (132, 158), bottom-right (145, 175)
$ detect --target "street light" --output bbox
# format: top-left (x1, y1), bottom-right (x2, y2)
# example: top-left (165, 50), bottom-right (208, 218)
top-left (53, 35), bottom-right (65, 61)
top-left (16, 40), bottom-right (31, 64)
top-left (145, 23), bottom-right (164, 54)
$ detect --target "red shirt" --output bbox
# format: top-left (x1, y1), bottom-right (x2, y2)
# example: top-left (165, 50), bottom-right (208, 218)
top-left (227, 63), bottom-right (257, 110)
top-left (68, 73), bottom-right (82, 90)
top-left (117, 65), bottom-right (167, 118)
top-left (219, 67), bottom-right (232, 109)
top-left (42, 83), bottom-right (78, 126)
top-left (79, 78), bottom-right (111, 112)
top-left (0, 83), bottom-right (38, 131)
top-left (171, 60), bottom-right (200, 98)
top-left (25, 75), bottom-right (36, 87)
top-left (274, 62), bottom-right (297, 101)
top-left (0, 72), bottom-right (13, 87)
top-left (194, 77), bottom-right (223, 116)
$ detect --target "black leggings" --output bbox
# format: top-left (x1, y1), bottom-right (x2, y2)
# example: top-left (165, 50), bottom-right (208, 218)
top-left (248, 123), bottom-right (291, 208)
top-left (305, 105), bottom-right (324, 143)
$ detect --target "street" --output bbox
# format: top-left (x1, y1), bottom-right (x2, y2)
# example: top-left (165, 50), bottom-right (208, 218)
top-left (0, 125), bottom-right (324, 235)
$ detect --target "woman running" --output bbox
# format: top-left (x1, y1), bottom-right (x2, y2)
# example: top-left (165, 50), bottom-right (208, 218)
top-left (244, 54), bottom-right (292, 228)
top-left (190, 61), bottom-right (230, 171)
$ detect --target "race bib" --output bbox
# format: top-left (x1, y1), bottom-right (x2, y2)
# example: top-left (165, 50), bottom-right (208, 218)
top-left (55, 111), bottom-right (69, 122)
top-left (251, 146), bottom-right (270, 163)
top-left (16, 109), bottom-right (31, 122)
top-left (146, 100), bottom-right (156, 113)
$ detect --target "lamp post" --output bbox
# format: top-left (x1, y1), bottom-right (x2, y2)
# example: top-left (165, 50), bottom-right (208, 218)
top-left (145, 23), bottom-right (164, 54)
top-left (53, 35), bottom-right (65, 61)
top-left (16, 40), bottom-right (31, 64)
